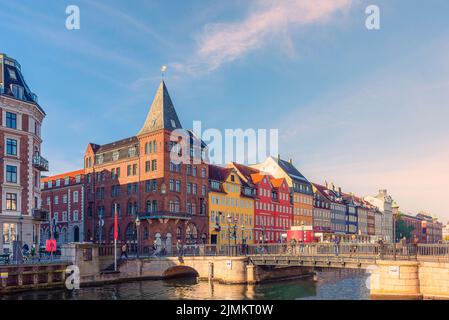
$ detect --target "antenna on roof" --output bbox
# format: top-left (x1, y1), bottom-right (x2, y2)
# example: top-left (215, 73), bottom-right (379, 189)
top-left (161, 65), bottom-right (168, 80)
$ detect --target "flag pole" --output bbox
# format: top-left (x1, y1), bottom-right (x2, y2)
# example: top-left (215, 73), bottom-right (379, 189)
top-left (114, 203), bottom-right (118, 271)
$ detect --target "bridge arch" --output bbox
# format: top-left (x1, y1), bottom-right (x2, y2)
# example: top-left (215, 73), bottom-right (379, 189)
top-left (163, 265), bottom-right (199, 279)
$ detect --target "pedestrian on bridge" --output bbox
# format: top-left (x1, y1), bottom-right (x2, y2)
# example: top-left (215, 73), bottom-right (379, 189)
top-left (120, 243), bottom-right (128, 260)
top-left (333, 236), bottom-right (340, 256)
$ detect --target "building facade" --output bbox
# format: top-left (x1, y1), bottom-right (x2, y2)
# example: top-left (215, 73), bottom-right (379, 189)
top-left (252, 156), bottom-right (313, 227)
top-left (365, 190), bottom-right (394, 242)
top-left (0, 53), bottom-right (48, 254)
top-left (40, 170), bottom-right (85, 245)
top-left (417, 212), bottom-right (443, 243)
top-left (311, 183), bottom-right (332, 241)
top-left (83, 81), bottom-right (209, 253)
top-left (230, 163), bottom-right (293, 243)
top-left (208, 165), bottom-right (255, 248)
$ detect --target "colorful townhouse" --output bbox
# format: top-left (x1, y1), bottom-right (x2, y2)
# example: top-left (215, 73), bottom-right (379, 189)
top-left (366, 203), bottom-right (376, 237)
top-left (342, 193), bottom-right (358, 235)
top-left (208, 165), bottom-right (255, 248)
top-left (229, 162), bottom-right (293, 243)
top-left (82, 81), bottom-right (209, 253)
top-left (365, 190), bottom-right (394, 242)
top-left (311, 183), bottom-right (332, 241)
top-left (252, 156), bottom-right (313, 227)
top-left (41, 170), bottom-right (85, 245)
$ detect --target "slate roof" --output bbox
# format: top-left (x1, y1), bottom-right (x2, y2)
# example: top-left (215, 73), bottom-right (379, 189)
top-left (137, 81), bottom-right (182, 136)
top-left (270, 156), bottom-right (310, 184)
top-left (0, 53), bottom-right (45, 114)
top-left (95, 136), bottom-right (138, 153)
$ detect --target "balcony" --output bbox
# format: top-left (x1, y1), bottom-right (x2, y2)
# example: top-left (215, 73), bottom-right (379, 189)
top-left (33, 208), bottom-right (49, 221)
top-left (33, 154), bottom-right (49, 171)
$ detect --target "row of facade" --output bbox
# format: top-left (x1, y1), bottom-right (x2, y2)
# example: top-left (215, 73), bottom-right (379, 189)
top-left (0, 53), bottom-right (444, 255)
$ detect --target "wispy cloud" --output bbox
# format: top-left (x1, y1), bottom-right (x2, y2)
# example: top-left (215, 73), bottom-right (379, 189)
top-left (275, 39), bottom-right (449, 221)
top-left (174, 0), bottom-right (352, 73)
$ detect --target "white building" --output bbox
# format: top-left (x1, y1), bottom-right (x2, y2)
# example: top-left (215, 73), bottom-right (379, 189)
top-left (365, 189), bottom-right (394, 242)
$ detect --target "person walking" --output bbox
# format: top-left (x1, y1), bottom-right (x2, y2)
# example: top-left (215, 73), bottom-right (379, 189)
top-left (120, 242), bottom-right (128, 260)
top-left (177, 240), bottom-right (183, 257)
top-left (333, 236), bottom-right (340, 257)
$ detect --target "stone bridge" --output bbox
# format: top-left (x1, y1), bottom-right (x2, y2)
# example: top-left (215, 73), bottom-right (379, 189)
top-left (61, 243), bottom-right (449, 299)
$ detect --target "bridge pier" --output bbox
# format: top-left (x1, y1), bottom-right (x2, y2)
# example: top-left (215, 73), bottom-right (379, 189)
top-left (370, 260), bottom-right (422, 300)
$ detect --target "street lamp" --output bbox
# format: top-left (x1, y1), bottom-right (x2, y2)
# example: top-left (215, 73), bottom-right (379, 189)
top-left (241, 225), bottom-right (246, 255)
top-left (18, 214), bottom-right (24, 263)
top-left (135, 216), bottom-right (141, 258)
top-left (227, 214), bottom-right (232, 255)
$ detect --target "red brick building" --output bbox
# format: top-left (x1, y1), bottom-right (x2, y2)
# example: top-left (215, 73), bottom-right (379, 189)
top-left (229, 163), bottom-right (293, 243)
top-left (0, 53), bottom-right (48, 254)
top-left (83, 81), bottom-right (209, 254)
top-left (40, 170), bottom-right (85, 245)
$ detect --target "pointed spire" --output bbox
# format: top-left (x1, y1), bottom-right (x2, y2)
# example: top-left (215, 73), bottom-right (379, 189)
top-left (137, 81), bottom-right (182, 136)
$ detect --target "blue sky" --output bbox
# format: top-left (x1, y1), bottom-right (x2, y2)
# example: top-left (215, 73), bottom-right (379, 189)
top-left (1, 0), bottom-right (448, 221)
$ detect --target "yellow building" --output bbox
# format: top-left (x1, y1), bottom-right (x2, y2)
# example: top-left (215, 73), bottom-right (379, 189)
top-left (208, 165), bottom-right (255, 248)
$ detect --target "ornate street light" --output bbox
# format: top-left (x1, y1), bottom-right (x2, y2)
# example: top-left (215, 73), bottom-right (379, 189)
top-left (135, 216), bottom-right (141, 258)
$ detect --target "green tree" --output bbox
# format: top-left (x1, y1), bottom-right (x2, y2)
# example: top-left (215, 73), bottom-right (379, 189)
top-left (395, 214), bottom-right (415, 241)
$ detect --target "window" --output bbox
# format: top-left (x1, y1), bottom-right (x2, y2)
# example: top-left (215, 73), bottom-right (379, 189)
top-left (7, 68), bottom-right (17, 80)
top-left (55, 179), bottom-right (60, 187)
top-left (151, 160), bottom-right (157, 171)
top-left (63, 194), bottom-right (67, 204)
top-left (3, 223), bottom-right (17, 244)
top-left (6, 193), bottom-right (17, 210)
top-left (11, 84), bottom-right (24, 100)
top-left (6, 112), bottom-right (17, 129)
top-left (175, 180), bottom-right (181, 192)
top-left (202, 167), bottom-right (206, 178)
top-left (54, 196), bottom-right (59, 205)
top-left (6, 165), bottom-right (17, 183)
top-left (73, 210), bottom-right (79, 222)
top-left (128, 147), bottom-right (136, 157)
top-left (127, 165), bottom-right (132, 176)
top-left (6, 138), bottom-right (17, 155)
top-left (133, 164), bottom-right (137, 175)
top-left (73, 191), bottom-right (79, 203)
top-left (145, 161), bottom-right (150, 172)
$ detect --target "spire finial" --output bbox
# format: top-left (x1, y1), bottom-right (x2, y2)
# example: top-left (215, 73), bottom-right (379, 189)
top-left (161, 65), bottom-right (168, 81)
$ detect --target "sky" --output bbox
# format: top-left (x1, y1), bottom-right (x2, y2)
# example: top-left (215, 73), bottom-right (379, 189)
top-left (1, 0), bottom-right (448, 221)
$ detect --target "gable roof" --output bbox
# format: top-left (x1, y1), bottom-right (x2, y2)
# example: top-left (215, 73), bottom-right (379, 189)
top-left (41, 169), bottom-right (84, 183)
top-left (137, 81), bottom-right (182, 136)
top-left (208, 165), bottom-right (232, 182)
top-left (269, 156), bottom-right (310, 184)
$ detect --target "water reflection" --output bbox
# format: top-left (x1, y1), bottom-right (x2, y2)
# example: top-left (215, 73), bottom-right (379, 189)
top-left (0, 270), bottom-right (369, 300)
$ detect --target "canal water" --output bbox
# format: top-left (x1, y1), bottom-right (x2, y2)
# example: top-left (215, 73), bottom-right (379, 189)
top-left (0, 270), bottom-right (369, 300)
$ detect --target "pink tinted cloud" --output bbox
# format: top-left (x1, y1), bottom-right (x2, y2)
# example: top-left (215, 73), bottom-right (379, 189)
top-left (196, 0), bottom-right (352, 70)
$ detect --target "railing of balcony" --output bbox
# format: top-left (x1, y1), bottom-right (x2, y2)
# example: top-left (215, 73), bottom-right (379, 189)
top-left (33, 154), bottom-right (49, 171)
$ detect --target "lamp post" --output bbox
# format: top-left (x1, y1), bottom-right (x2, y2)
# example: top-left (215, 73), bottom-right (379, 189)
top-left (18, 214), bottom-right (24, 264)
top-left (241, 225), bottom-right (246, 255)
top-left (227, 214), bottom-right (232, 256)
top-left (135, 216), bottom-right (141, 259)
top-left (393, 214), bottom-right (397, 261)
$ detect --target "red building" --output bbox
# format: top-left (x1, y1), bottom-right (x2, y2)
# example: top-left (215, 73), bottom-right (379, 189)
top-left (83, 81), bottom-right (209, 254)
top-left (0, 53), bottom-right (48, 254)
top-left (40, 170), bottom-right (85, 245)
top-left (229, 163), bottom-right (293, 243)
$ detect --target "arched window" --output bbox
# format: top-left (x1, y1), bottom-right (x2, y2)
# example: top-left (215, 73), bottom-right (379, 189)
top-left (125, 223), bottom-right (134, 241)
top-left (146, 200), bottom-right (152, 213)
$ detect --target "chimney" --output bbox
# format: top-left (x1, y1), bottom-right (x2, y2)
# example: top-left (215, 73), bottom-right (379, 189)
top-left (330, 182), bottom-right (335, 191)
top-left (324, 180), bottom-right (328, 188)
top-left (339, 187), bottom-right (342, 194)
top-left (277, 154), bottom-right (280, 160)
top-left (289, 158), bottom-right (293, 164)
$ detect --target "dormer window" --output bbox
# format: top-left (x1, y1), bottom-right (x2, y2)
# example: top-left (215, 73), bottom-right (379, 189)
top-left (128, 147), bottom-right (136, 157)
top-left (96, 154), bottom-right (104, 165)
top-left (112, 151), bottom-right (119, 161)
top-left (170, 119), bottom-right (176, 128)
top-left (11, 84), bottom-right (24, 100)
top-left (7, 68), bottom-right (17, 80)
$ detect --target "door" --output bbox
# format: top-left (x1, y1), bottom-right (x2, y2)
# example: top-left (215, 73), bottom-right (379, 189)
top-left (211, 234), bottom-right (217, 245)
top-left (73, 226), bottom-right (80, 242)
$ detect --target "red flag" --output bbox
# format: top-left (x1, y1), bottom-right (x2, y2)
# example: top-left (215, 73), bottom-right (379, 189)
top-left (114, 204), bottom-right (118, 241)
